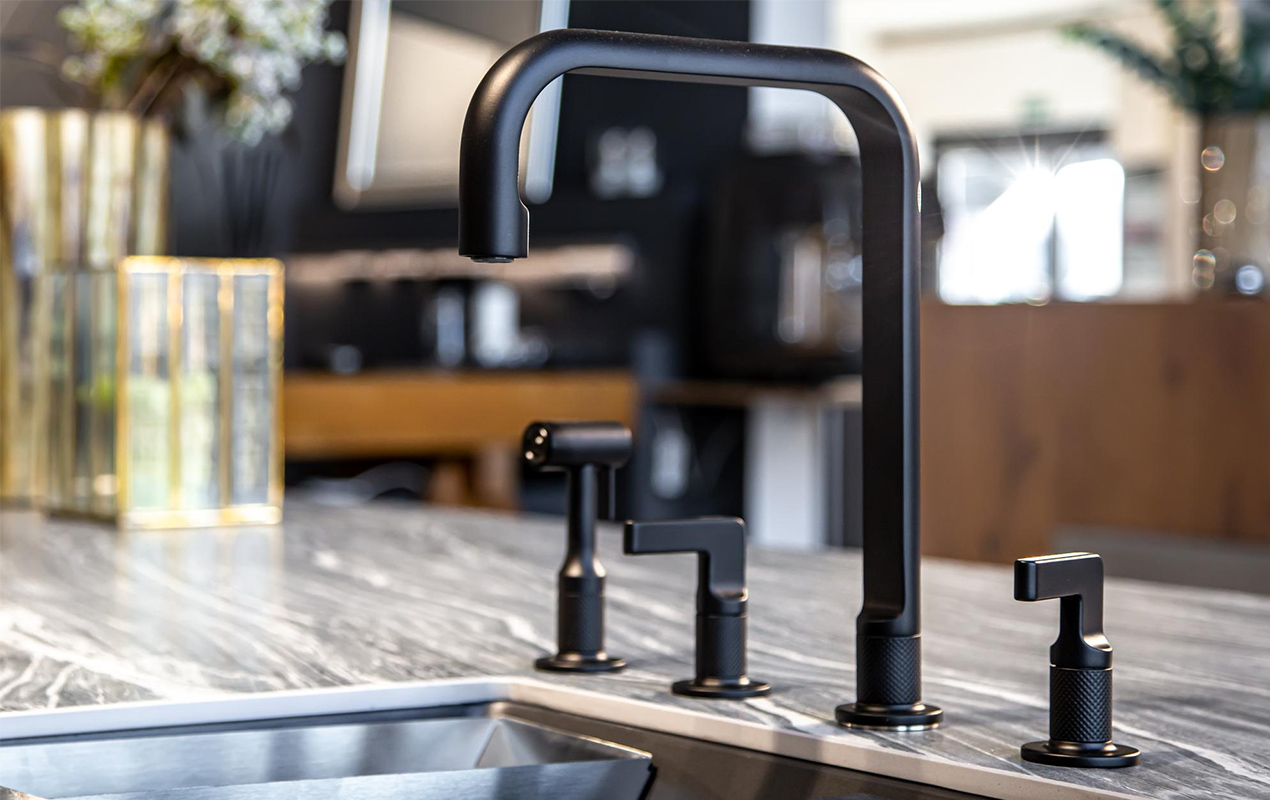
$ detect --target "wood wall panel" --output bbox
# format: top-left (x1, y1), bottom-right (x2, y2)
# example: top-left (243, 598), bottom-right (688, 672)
top-left (920, 303), bottom-right (1056, 562)
top-left (283, 370), bottom-right (638, 460)
top-left (1050, 303), bottom-right (1270, 540)
top-left (920, 301), bottom-right (1270, 563)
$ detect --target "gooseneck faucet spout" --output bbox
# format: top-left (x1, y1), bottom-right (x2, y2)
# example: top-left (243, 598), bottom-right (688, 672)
top-left (459, 28), bottom-right (940, 729)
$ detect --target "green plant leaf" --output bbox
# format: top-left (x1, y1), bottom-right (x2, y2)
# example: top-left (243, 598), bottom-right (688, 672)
top-left (1066, 1), bottom-right (1267, 114)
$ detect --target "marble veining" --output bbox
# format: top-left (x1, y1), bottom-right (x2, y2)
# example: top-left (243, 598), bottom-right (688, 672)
top-left (0, 501), bottom-right (1267, 799)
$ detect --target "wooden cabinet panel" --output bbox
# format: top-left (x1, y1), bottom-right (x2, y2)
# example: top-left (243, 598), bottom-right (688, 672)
top-left (921, 302), bottom-right (1270, 562)
top-left (283, 370), bottom-right (637, 460)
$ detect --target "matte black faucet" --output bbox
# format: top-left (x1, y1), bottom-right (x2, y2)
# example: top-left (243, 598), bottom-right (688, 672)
top-left (459, 29), bottom-right (940, 729)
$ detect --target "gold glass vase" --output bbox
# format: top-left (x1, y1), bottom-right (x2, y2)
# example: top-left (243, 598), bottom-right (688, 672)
top-left (0, 109), bottom-right (168, 504)
top-left (44, 256), bottom-right (284, 529)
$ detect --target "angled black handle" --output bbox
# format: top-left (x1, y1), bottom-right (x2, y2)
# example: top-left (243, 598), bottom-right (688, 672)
top-left (1015, 552), bottom-right (1139, 768)
top-left (624, 517), bottom-right (746, 616)
top-left (624, 517), bottom-right (770, 699)
top-left (1015, 552), bottom-right (1110, 670)
top-left (524, 421), bottom-right (632, 673)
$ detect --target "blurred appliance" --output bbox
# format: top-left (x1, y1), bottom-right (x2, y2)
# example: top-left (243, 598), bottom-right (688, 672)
top-left (700, 154), bottom-right (863, 382)
top-left (335, 0), bottom-right (569, 208)
top-left (285, 244), bottom-right (633, 371)
top-left (430, 280), bottom-right (550, 369)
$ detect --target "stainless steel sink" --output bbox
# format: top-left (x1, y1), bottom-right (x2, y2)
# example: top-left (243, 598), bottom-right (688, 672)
top-left (0, 709), bottom-right (652, 800)
top-left (0, 695), bottom-right (993, 800)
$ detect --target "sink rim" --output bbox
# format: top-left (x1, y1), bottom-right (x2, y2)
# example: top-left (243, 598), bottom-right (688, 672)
top-left (0, 706), bottom-right (653, 800)
top-left (0, 677), bottom-right (1140, 800)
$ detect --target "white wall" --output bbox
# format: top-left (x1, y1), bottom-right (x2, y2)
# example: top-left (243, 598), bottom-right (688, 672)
top-left (821, 0), bottom-right (1244, 297)
top-left (750, 0), bottom-right (1244, 297)
top-left (827, 0), bottom-right (1170, 172)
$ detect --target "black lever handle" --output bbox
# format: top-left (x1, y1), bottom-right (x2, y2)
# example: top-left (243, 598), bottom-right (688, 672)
top-left (1015, 553), bottom-right (1140, 768)
top-left (1015, 552), bottom-right (1110, 669)
top-left (624, 517), bottom-right (771, 699)
top-left (524, 421), bottom-right (632, 673)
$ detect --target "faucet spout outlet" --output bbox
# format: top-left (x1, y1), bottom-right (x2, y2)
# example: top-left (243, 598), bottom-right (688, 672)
top-left (462, 29), bottom-right (938, 726)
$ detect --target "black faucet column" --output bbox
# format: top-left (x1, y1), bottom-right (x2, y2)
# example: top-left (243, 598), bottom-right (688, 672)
top-left (524, 421), bottom-right (630, 673)
top-left (554, 462), bottom-right (607, 666)
top-left (459, 28), bottom-right (940, 728)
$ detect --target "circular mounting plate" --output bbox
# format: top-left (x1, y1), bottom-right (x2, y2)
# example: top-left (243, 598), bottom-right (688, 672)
top-left (1021, 740), bottom-right (1141, 768)
top-left (672, 677), bottom-right (771, 699)
top-left (534, 652), bottom-right (627, 673)
top-left (835, 701), bottom-right (943, 731)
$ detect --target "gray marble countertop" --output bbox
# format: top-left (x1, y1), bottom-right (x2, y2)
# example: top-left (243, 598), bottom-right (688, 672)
top-left (0, 500), bottom-right (1266, 799)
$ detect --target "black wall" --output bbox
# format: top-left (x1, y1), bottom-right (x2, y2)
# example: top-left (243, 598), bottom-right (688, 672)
top-left (272, 1), bottom-right (750, 372)
top-left (282, 1), bottom-right (748, 252)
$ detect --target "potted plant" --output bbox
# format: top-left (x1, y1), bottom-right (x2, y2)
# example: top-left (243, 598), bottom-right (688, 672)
top-left (0, 0), bottom-right (343, 503)
top-left (1067, 0), bottom-right (1270, 294)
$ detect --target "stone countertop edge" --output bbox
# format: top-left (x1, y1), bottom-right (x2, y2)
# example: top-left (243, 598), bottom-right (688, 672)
top-left (0, 677), bottom-right (1140, 800)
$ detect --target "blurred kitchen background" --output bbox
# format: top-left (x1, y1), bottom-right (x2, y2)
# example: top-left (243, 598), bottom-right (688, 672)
top-left (2, 0), bottom-right (1268, 593)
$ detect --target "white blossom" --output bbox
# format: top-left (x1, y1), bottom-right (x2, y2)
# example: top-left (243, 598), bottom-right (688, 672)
top-left (60, 0), bottom-right (345, 143)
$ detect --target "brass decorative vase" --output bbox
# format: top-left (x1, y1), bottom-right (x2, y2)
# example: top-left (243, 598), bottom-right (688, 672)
top-left (43, 256), bottom-right (284, 529)
top-left (1195, 113), bottom-right (1270, 293)
top-left (0, 109), bottom-right (168, 504)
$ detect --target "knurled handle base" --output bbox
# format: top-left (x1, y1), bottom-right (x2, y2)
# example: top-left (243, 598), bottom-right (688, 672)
top-left (696, 613), bottom-right (746, 682)
top-left (1051, 666), bottom-right (1112, 743)
top-left (1021, 667), bottom-right (1139, 767)
top-left (676, 613), bottom-right (769, 699)
top-left (557, 589), bottom-right (604, 655)
top-left (836, 635), bottom-right (941, 729)
top-left (538, 587), bottom-right (625, 672)
top-left (857, 634), bottom-right (922, 706)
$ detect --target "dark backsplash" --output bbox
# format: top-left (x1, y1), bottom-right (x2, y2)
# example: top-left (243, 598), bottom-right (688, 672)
top-left (275, 1), bottom-right (751, 372)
